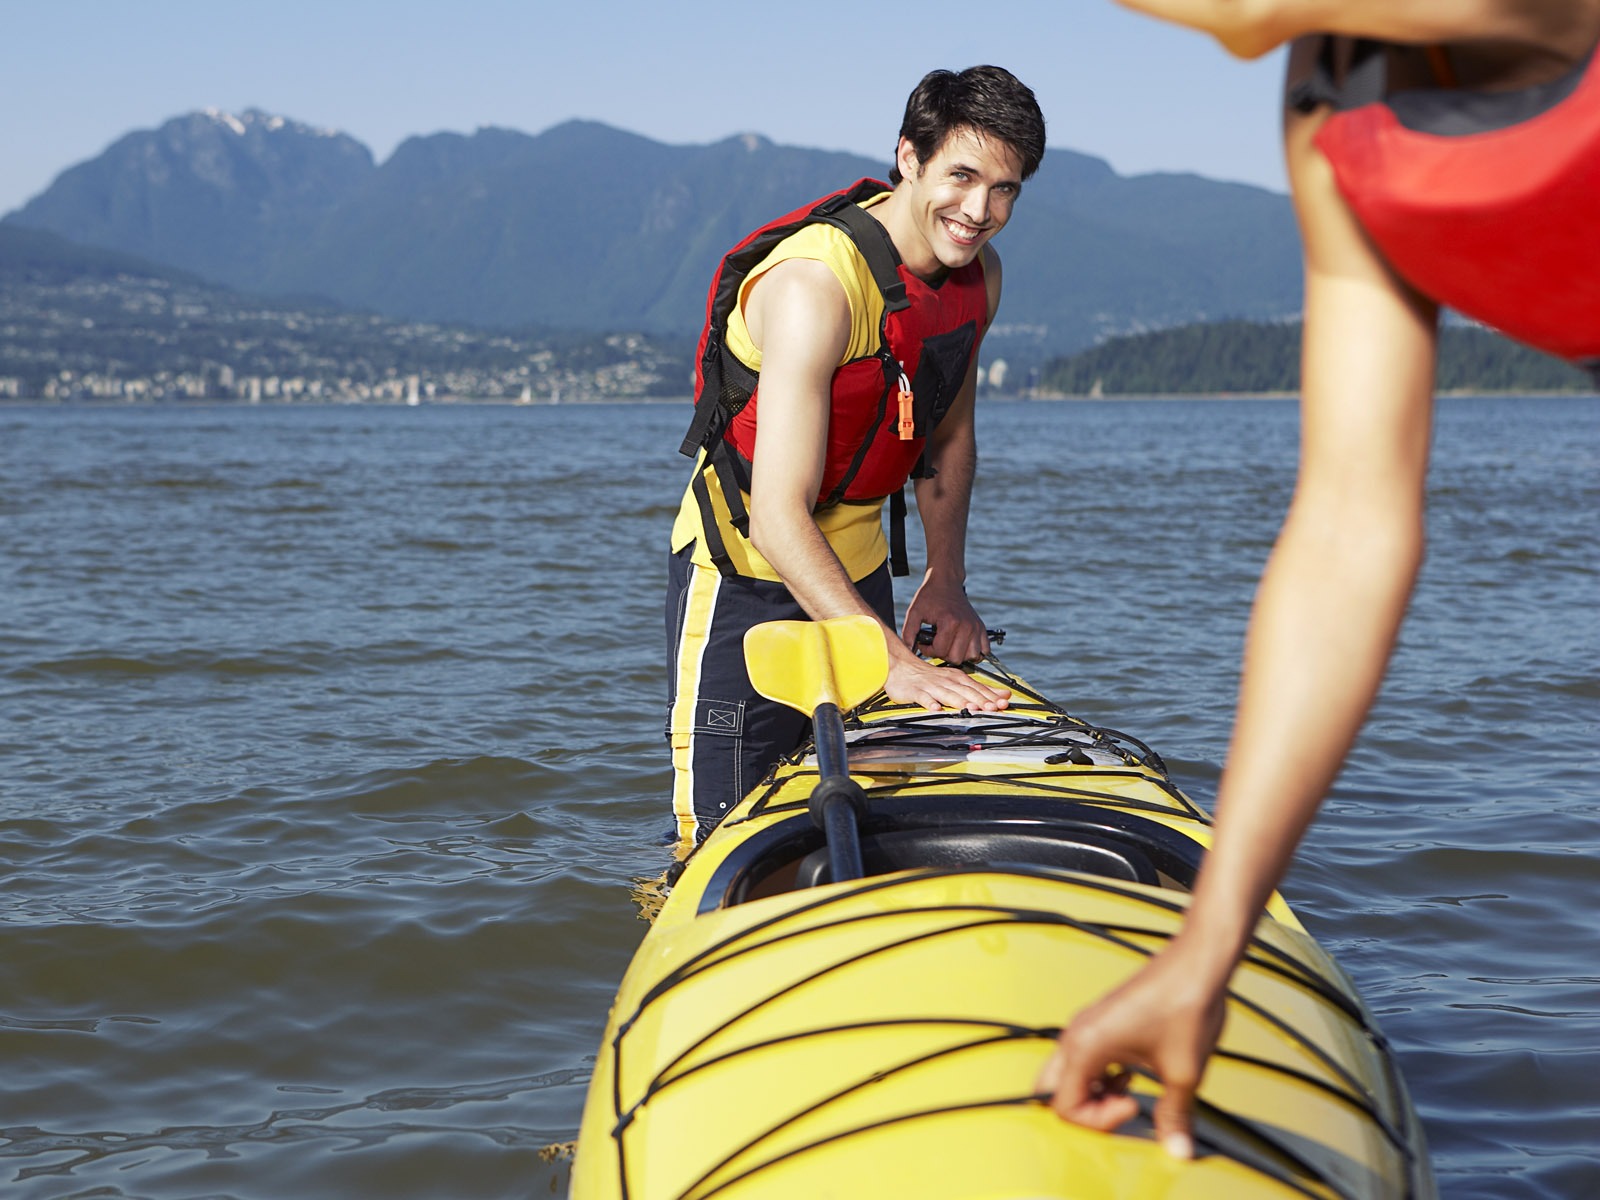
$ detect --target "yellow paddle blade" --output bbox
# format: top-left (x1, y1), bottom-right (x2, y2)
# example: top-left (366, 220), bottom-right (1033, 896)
top-left (743, 616), bottom-right (888, 716)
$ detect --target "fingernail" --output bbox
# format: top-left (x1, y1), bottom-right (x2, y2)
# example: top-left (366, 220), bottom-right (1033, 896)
top-left (1163, 1131), bottom-right (1194, 1161)
top-left (1036, 1053), bottom-right (1062, 1094)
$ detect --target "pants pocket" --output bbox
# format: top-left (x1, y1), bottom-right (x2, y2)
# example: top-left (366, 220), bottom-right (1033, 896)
top-left (669, 698), bottom-right (748, 829)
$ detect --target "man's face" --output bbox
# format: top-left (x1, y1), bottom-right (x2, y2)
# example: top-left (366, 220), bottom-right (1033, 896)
top-left (896, 127), bottom-right (1024, 276)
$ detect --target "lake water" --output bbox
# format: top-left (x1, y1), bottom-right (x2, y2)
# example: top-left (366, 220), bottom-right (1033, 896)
top-left (1, 397), bottom-right (1595, 1198)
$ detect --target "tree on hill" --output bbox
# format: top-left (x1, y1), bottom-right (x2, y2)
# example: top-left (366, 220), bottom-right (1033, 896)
top-left (1040, 320), bottom-right (1592, 396)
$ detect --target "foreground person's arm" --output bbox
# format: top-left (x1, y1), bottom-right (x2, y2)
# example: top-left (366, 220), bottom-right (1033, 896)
top-left (1110, 0), bottom-right (1587, 59)
top-left (1036, 90), bottom-right (1439, 1158)
top-left (745, 259), bottom-right (1009, 713)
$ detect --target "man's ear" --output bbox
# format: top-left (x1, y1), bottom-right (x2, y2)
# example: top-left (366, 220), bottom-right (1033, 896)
top-left (894, 136), bottom-right (920, 183)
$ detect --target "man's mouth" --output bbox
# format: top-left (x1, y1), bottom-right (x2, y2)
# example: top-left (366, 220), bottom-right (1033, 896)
top-left (941, 216), bottom-right (986, 246)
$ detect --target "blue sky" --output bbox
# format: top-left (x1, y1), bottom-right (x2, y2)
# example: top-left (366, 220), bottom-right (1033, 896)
top-left (1, 0), bottom-right (1288, 215)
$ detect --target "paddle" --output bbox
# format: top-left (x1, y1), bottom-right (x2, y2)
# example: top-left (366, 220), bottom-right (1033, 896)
top-left (744, 616), bottom-right (888, 884)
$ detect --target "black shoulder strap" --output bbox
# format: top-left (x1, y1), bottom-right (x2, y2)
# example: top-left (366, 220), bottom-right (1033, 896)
top-left (812, 193), bottom-right (911, 510)
top-left (816, 199), bottom-right (911, 314)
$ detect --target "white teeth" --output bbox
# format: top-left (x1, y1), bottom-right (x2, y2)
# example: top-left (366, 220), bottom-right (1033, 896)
top-left (943, 218), bottom-right (981, 243)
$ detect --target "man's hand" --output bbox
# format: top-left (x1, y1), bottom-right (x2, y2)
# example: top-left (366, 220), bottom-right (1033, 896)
top-left (901, 573), bottom-right (990, 664)
top-left (1034, 938), bottom-right (1228, 1161)
top-left (883, 620), bottom-right (1004, 713)
top-left (889, 575), bottom-right (1008, 711)
top-left (883, 645), bottom-right (1010, 713)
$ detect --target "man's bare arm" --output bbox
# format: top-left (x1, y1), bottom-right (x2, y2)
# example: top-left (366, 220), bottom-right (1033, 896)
top-left (904, 245), bottom-right (1004, 668)
top-left (745, 258), bottom-right (1008, 712)
top-left (1039, 93), bottom-right (1440, 1157)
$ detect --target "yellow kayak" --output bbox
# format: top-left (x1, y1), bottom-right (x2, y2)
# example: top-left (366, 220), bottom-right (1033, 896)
top-left (573, 624), bottom-right (1434, 1199)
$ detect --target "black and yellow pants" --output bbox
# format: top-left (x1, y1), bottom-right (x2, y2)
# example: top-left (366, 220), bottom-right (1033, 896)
top-left (665, 547), bottom-right (894, 842)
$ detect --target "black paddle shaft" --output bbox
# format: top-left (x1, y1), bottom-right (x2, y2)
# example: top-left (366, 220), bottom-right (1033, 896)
top-left (809, 702), bottom-right (867, 883)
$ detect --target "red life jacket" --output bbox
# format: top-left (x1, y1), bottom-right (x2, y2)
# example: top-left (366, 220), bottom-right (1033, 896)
top-left (1297, 38), bottom-right (1600, 368)
top-left (679, 180), bottom-right (986, 577)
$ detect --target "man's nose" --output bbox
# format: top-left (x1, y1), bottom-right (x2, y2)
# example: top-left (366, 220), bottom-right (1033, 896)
top-left (961, 188), bottom-right (991, 224)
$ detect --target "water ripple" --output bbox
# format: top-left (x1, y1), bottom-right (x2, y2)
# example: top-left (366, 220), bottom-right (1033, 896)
top-left (0, 398), bottom-right (1593, 1199)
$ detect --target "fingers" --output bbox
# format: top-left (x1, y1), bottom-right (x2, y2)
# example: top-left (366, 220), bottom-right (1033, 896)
top-left (1035, 1041), bottom-right (1066, 1097)
top-left (921, 668), bottom-right (1009, 712)
top-left (1039, 959), bottom-right (1215, 1160)
top-left (1039, 1036), bottom-right (1195, 1160)
top-left (885, 657), bottom-right (1010, 712)
top-left (906, 676), bottom-right (1009, 714)
top-left (899, 593), bottom-right (990, 664)
top-left (1067, 1089), bottom-right (1142, 1133)
top-left (931, 623), bottom-right (988, 665)
top-left (1152, 1076), bottom-right (1197, 1161)
top-left (1037, 1044), bottom-right (1139, 1131)
top-left (898, 611), bottom-right (922, 649)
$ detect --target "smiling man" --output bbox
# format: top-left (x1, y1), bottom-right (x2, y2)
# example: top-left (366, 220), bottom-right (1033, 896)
top-left (667, 67), bottom-right (1047, 841)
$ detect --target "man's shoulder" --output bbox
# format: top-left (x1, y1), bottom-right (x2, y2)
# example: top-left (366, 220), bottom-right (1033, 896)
top-left (744, 223), bottom-right (876, 316)
top-left (766, 218), bottom-right (868, 263)
top-left (748, 255), bottom-right (852, 310)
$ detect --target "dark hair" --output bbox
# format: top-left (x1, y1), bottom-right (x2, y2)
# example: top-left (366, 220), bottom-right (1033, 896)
top-left (890, 65), bottom-right (1046, 185)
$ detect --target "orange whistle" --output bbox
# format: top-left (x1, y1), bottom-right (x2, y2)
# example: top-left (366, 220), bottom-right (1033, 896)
top-left (896, 372), bottom-right (915, 440)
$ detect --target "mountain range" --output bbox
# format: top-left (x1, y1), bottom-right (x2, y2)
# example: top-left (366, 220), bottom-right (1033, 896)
top-left (4, 109), bottom-right (1304, 359)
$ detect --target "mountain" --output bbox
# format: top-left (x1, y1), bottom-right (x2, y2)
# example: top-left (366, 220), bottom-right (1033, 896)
top-left (5, 111), bottom-right (1305, 357)
top-left (262, 122), bottom-right (890, 335)
top-left (0, 221), bottom-right (199, 284)
top-left (8, 110), bottom-right (374, 286)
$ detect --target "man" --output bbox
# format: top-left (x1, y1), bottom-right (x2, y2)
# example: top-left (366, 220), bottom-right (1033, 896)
top-left (1040, 0), bottom-right (1600, 1162)
top-left (667, 66), bottom-right (1047, 841)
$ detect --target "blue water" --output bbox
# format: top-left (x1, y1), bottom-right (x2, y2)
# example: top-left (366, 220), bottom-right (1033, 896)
top-left (0, 397), bottom-right (1595, 1198)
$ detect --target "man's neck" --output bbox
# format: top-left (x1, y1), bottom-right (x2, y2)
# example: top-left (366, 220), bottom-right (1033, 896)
top-left (865, 186), bottom-right (946, 282)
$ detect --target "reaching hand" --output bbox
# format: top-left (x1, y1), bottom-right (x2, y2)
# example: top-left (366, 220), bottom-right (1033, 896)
top-left (900, 575), bottom-right (990, 664)
top-left (1034, 940), bottom-right (1229, 1160)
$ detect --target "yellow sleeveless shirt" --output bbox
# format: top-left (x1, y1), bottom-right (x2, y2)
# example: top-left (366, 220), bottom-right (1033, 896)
top-left (669, 194), bottom-right (893, 583)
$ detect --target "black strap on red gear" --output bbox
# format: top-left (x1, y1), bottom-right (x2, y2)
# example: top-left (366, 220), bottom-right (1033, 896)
top-left (1290, 37), bottom-right (1472, 116)
top-left (707, 440), bottom-right (750, 537)
top-left (812, 194), bottom-right (911, 316)
top-left (1289, 38), bottom-right (1389, 114)
top-left (888, 489), bottom-right (909, 577)
top-left (690, 468), bottom-right (734, 577)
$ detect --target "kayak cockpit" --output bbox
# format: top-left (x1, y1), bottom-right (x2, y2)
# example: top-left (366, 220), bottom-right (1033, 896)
top-left (698, 798), bottom-right (1206, 913)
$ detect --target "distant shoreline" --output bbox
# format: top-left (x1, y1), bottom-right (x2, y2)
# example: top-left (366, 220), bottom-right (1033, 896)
top-left (3, 389), bottom-right (1595, 409)
top-left (1030, 388), bottom-right (1598, 401)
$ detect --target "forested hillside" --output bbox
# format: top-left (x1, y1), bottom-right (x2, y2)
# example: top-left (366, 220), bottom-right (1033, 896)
top-left (6, 111), bottom-right (1303, 360)
top-left (1041, 320), bottom-right (1593, 395)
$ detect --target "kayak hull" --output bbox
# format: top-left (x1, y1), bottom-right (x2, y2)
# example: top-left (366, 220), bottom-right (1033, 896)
top-left (573, 661), bottom-right (1434, 1200)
